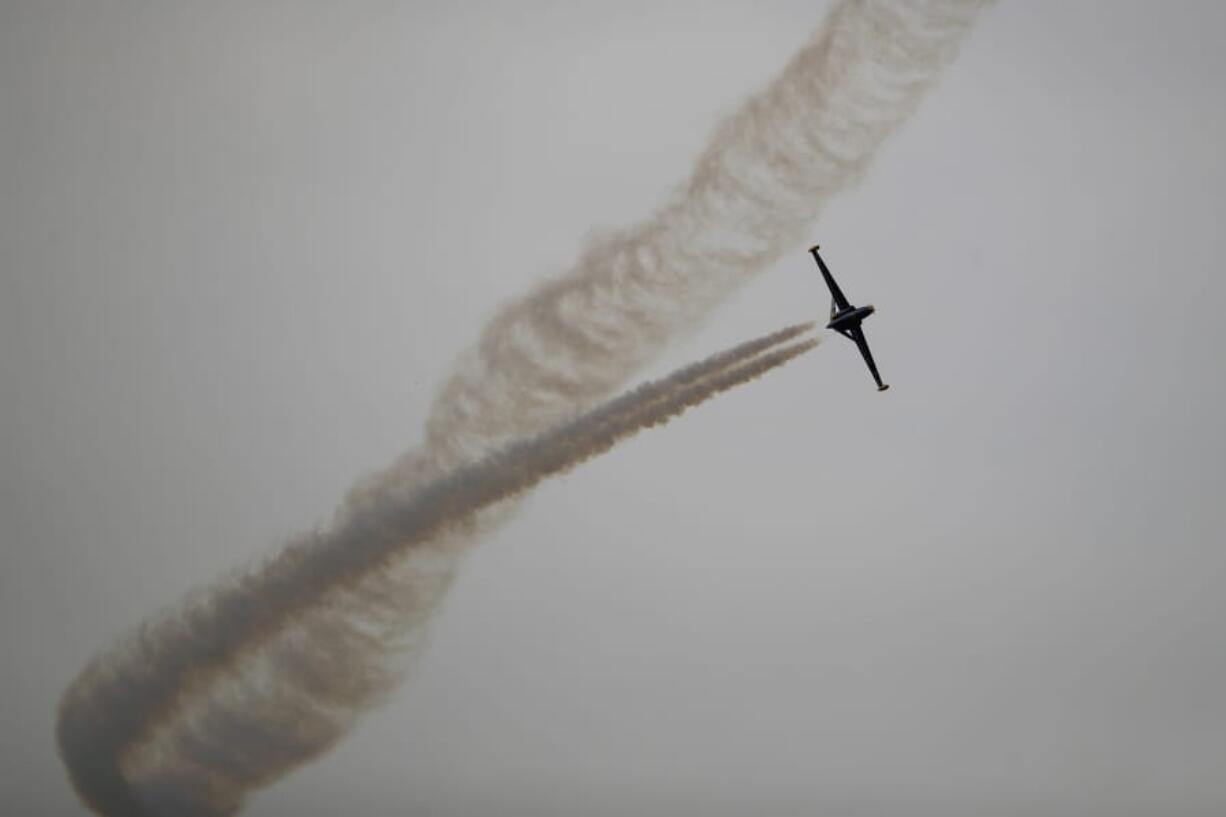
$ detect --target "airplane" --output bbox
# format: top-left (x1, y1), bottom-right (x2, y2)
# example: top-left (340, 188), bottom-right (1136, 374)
top-left (809, 245), bottom-right (890, 392)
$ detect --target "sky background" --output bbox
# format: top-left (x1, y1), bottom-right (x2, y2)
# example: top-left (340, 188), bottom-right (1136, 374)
top-left (3, 1), bottom-right (1225, 814)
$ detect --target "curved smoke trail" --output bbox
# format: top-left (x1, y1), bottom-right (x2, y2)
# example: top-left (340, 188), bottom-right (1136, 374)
top-left (57, 1), bottom-right (990, 814)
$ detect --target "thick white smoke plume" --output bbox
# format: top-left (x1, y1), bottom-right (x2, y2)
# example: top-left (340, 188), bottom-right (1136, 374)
top-left (56, 1), bottom-right (990, 814)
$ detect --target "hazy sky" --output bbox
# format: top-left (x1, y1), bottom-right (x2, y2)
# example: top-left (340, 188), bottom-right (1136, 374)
top-left (3, 1), bottom-right (1225, 815)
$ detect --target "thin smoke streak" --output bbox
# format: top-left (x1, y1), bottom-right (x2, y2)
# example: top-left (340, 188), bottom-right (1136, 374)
top-left (59, 325), bottom-right (817, 817)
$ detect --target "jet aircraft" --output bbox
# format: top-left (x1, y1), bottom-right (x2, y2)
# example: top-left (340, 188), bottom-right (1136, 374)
top-left (810, 245), bottom-right (889, 391)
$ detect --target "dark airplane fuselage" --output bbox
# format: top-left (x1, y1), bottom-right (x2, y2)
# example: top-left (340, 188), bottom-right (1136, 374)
top-left (827, 304), bottom-right (875, 332)
top-left (810, 244), bottom-right (888, 391)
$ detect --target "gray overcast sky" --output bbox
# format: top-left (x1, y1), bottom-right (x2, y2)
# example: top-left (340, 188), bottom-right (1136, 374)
top-left (3, 1), bottom-right (1225, 815)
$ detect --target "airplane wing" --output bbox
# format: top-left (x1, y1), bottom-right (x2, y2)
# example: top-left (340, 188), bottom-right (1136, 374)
top-left (810, 246), bottom-right (852, 315)
top-left (845, 326), bottom-right (889, 391)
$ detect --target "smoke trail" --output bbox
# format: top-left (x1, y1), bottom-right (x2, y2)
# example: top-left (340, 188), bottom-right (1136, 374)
top-left (59, 326), bottom-right (816, 816)
top-left (58, 1), bottom-right (990, 814)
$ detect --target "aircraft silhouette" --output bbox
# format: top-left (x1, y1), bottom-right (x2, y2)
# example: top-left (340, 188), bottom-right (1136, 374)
top-left (810, 245), bottom-right (889, 392)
